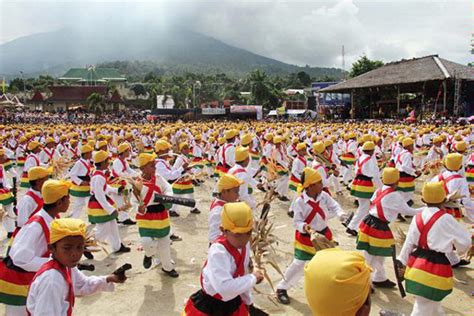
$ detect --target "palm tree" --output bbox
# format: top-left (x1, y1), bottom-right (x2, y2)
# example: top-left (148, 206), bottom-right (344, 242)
top-left (248, 70), bottom-right (271, 108)
top-left (86, 93), bottom-right (105, 119)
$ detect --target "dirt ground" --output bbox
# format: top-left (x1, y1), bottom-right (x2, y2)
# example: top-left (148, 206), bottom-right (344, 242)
top-left (1, 174), bottom-right (472, 316)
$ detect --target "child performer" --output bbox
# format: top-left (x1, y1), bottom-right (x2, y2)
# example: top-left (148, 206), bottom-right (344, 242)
top-left (68, 144), bottom-right (93, 219)
top-left (136, 153), bottom-right (179, 277)
top-left (208, 173), bottom-right (243, 243)
top-left (0, 148), bottom-right (16, 238)
top-left (356, 168), bottom-right (422, 288)
top-left (276, 167), bottom-right (346, 305)
top-left (229, 147), bottom-right (257, 211)
top-left (0, 180), bottom-right (70, 315)
top-left (397, 182), bottom-right (470, 316)
top-left (183, 202), bottom-right (264, 315)
top-left (26, 218), bottom-right (127, 315)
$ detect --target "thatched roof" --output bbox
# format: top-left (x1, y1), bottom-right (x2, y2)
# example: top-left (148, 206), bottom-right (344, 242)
top-left (321, 55), bottom-right (474, 93)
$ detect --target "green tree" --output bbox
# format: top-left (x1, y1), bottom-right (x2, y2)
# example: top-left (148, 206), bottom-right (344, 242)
top-left (86, 93), bottom-right (106, 119)
top-left (349, 56), bottom-right (384, 78)
top-left (297, 71), bottom-right (312, 86)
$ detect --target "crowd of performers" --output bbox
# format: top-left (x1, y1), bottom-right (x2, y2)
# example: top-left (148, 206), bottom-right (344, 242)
top-left (0, 121), bottom-right (472, 316)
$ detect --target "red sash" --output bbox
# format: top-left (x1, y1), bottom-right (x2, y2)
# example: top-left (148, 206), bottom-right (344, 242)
top-left (112, 158), bottom-right (127, 178)
top-left (26, 190), bottom-right (44, 217)
top-left (142, 176), bottom-right (162, 206)
top-left (221, 144), bottom-right (232, 167)
top-left (415, 210), bottom-right (446, 249)
top-left (355, 156), bottom-right (371, 176)
top-left (79, 159), bottom-right (91, 176)
top-left (306, 199), bottom-right (326, 222)
top-left (28, 260), bottom-right (74, 316)
top-left (200, 236), bottom-right (246, 301)
top-left (210, 199), bottom-right (225, 211)
top-left (370, 188), bottom-right (395, 222)
top-left (26, 154), bottom-right (40, 167)
top-left (438, 173), bottom-right (462, 194)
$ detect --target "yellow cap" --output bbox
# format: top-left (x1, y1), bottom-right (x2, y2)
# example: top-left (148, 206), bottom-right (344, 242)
top-left (28, 166), bottom-right (50, 181)
top-left (0, 148), bottom-right (5, 156)
top-left (432, 136), bottom-right (443, 144)
top-left (217, 173), bottom-right (244, 193)
top-left (443, 153), bottom-right (463, 171)
top-left (312, 141), bottom-right (325, 154)
top-left (221, 202), bottom-right (253, 234)
top-left (296, 143), bottom-right (306, 151)
top-left (93, 150), bottom-right (109, 163)
top-left (454, 141), bottom-right (467, 152)
top-left (178, 142), bottom-right (189, 151)
top-left (96, 140), bottom-right (108, 149)
top-left (273, 135), bottom-right (282, 144)
top-left (117, 142), bottom-right (130, 154)
top-left (304, 248), bottom-right (371, 316)
top-left (264, 133), bottom-right (273, 141)
top-left (402, 137), bottom-right (414, 148)
top-left (137, 153), bottom-right (156, 168)
top-left (225, 129), bottom-right (238, 140)
top-left (155, 140), bottom-right (171, 152)
top-left (218, 137), bottom-right (226, 145)
top-left (27, 141), bottom-right (42, 151)
top-left (50, 218), bottom-right (86, 244)
top-left (80, 144), bottom-right (93, 154)
top-left (45, 137), bottom-right (55, 144)
top-left (382, 167), bottom-right (400, 185)
top-left (235, 146), bottom-right (249, 162)
top-left (42, 180), bottom-right (71, 204)
top-left (362, 141), bottom-right (375, 151)
top-left (240, 134), bottom-right (252, 146)
top-left (422, 182), bottom-right (446, 204)
top-left (302, 167), bottom-right (322, 189)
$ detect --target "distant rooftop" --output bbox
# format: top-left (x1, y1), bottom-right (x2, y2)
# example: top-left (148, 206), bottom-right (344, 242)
top-left (59, 67), bottom-right (126, 82)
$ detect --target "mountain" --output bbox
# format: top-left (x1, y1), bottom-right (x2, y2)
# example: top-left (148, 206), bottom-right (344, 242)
top-left (0, 25), bottom-right (343, 79)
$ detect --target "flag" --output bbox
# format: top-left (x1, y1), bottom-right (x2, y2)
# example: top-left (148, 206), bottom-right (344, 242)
top-left (277, 105), bottom-right (286, 115)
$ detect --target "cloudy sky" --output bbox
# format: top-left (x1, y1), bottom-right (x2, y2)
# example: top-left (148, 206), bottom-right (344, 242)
top-left (0, 0), bottom-right (472, 68)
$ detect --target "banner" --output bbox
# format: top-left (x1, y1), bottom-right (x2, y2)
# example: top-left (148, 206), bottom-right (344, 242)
top-left (202, 108), bottom-right (226, 115)
top-left (230, 105), bottom-right (263, 120)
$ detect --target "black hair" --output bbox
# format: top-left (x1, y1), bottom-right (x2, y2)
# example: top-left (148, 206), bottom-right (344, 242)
top-left (43, 202), bottom-right (58, 211)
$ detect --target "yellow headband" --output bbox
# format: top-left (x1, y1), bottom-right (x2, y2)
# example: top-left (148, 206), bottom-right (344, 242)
top-left (221, 202), bottom-right (253, 234)
top-left (50, 218), bottom-right (86, 244)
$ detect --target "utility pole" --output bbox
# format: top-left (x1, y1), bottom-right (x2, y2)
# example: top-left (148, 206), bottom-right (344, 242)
top-left (19, 71), bottom-right (26, 104)
top-left (342, 45), bottom-right (346, 81)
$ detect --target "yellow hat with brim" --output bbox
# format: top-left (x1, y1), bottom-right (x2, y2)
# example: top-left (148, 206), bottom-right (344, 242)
top-left (50, 218), bottom-right (86, 244)
top-left (402, 137), bottom-right (414, 148)
top-left (225, 129), bottom-right (238, 140)
top-left (312, 141), bottom-right (325, 154)
top-left (296, 143), bottom-right (306, 151)
top-left (221, 202), bottom-right (253, 234)
top-left (96, 140), bottom-right (108, 149)
top-left (454, 141), bottom-right (467, 152)
top-left (240, 134), bottom-right (252, 146)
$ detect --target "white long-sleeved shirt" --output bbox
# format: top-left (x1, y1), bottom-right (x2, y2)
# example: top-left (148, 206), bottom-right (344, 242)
top-left (39, 147), bottom-right (58, 165)
top-left (291, 156), bottom-right (307, 181)
top-left (430, 170), bottom-right (474, 221)
top-left (201, 242), bottom-right (256, 304)
top-left (368, 186), bottom-right (422, 222)
top-left (112, 157), bottom-right (138, 178)
top-left (208, 198), bottom-right (226, 243)
top-left (23, 153), bottom-right (44, 172)
top-left (292, 191), bottom-right (344, 234)
top-left (396, 149), bottom-right (416, 176)
top-left (219, 143), bottom-right (235, 167)
top-left (68, 158), bottom-right (92, 186)
top-left (312, 162), bottom-right (329, 188)
top-left (425, 145), bottom-right (444, 162)
top-left (355, 153), bottom-right (383, 189)
top-left (10, 210), bottom-right (53, 272)
top-left (90, 171), bottom-right (118, 214)
top-left (27, 263), bottom-right (114, 315)
top-left (16, 189), bottom-right (43, 228)
top-left (228, 164), bottom-right (257, 210)
top-left (155, 158), bottom-right (183, 181)
top-left (140, 174), bottom-right (173, 206)
top-left (274, 146), bottom-right (289, 169)
top-left (398, 207), bottom-right (471, 265)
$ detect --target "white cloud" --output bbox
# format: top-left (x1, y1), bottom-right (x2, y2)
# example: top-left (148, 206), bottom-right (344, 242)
top-left (0, 0), bottom-right (471, 67)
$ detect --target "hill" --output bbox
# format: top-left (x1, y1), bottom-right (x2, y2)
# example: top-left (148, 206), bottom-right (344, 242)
top-left (0, 25), bottom-right (343, 79)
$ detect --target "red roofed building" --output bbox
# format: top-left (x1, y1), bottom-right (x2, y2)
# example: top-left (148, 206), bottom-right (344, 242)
top-left (43, 86), bottom-right (124, 112)
top-left (27, 91), bottom-right (46, 111)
